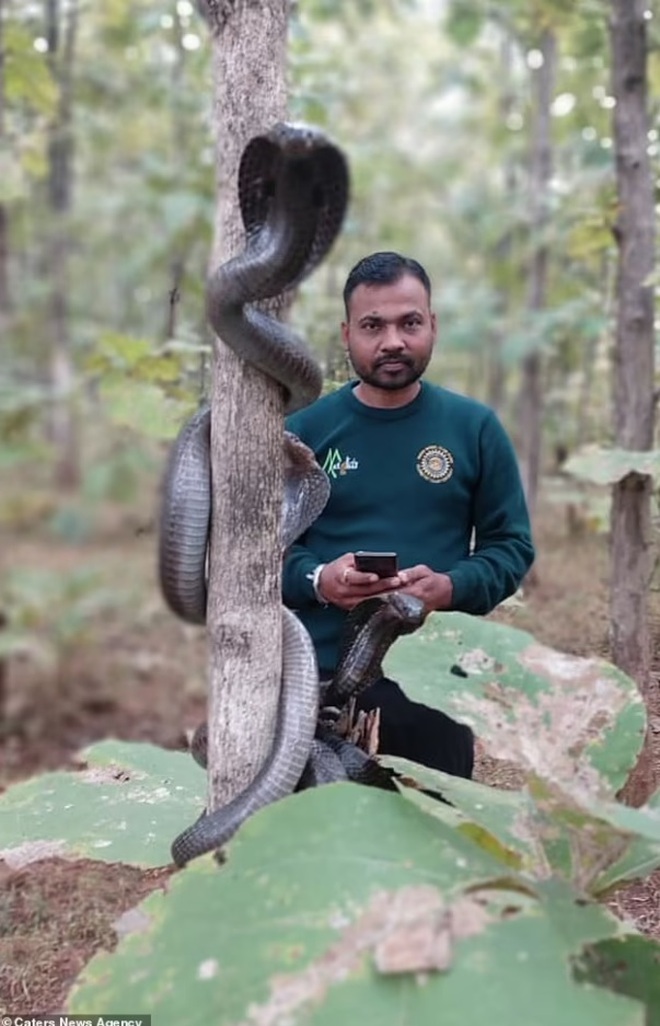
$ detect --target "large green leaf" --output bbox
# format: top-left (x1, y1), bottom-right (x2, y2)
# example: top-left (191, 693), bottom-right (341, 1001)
top-left (383, 755), bottom-right (537, 868)
top-left (0, 740), bottom-right (205, 868)
top-left (385, 613), bottom-right (645, 795)
top-left (584, 789), bottom-right (660, 892)
top-left (563, 446), bottom-right (660, 486)
top-left (67, 785), bottom-right (644, 1025)
top-left (573, 935), bottom-right (660, 1024)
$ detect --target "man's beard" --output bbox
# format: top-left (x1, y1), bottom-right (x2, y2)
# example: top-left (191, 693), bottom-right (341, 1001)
top-left (348, 350), bottom-right (430, 391)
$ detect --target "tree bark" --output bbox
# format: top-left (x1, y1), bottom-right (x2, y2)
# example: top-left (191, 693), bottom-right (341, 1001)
top-left (205, 0), bottom-right (290, 808)
top-left (517, 28), bottom-right (556, 523)
top-left (488, 30), bottom-right (517, 414)
top-left (0, 0), bottom-right (10, 315)
top-left (45, 0), bottom-right (79, 488)
top-left (163, 5), bottom-right (190, 342)
top-left (609, 0), bottom-right (657, 805)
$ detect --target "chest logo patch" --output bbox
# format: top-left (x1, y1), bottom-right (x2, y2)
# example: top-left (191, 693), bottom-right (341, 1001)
top-left (416, 444), bottom-right (454, 483)
top-left (322, 446), bottom-right (359, 479)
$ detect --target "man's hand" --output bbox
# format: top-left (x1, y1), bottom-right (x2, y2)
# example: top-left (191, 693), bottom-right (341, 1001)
top-left (318, 554), bottom-right (402, 609)
top-left (397, 564), bottom-right (453, 614)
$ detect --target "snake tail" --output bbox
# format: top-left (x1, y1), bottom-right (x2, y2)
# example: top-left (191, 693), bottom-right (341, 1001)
top-left (171, 607), bottom-right (320, 867)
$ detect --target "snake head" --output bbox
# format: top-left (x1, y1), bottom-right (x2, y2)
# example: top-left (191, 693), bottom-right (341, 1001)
top-left (384, 592), bottom-right (427, 633)
top-left (282, 431), bottom-right (331, 548)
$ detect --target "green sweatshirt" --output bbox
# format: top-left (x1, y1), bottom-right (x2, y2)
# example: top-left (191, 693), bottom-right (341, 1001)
top-left (283, 380), bottom-right (534, 675)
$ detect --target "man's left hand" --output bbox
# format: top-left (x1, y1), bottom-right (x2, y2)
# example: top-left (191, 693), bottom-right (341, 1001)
top-left (397, 565), bottom-right (453, 614)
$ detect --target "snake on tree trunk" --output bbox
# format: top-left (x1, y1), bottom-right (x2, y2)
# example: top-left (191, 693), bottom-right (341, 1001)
top-left (159, 124), bottom-right (425, 868)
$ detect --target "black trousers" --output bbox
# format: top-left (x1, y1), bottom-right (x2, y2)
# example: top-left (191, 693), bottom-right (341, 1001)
top-left (354, 676), bottom-right (474, 780)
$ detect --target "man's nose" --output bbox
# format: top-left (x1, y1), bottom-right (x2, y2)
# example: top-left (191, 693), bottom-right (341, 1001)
top-left (380, 324), bottom-right (406, 350)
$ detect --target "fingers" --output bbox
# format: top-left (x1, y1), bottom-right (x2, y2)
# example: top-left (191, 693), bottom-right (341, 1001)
top-left (320, 557), bottom-right (402, 609)
top-left (397, 563), bottom-right (433, 586)
top-left (396, 570), bottom-right (453, 613)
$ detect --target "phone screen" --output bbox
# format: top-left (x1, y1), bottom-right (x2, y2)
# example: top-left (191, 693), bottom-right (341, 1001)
top-left (354, 551), bottom-right (398, 578)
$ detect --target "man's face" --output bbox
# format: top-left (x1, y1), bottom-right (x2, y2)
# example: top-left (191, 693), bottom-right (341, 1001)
top-left (342, 273), bottom-right (436, 391)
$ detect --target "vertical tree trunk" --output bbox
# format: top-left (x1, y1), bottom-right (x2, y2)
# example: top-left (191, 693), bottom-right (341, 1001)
top-left (488, 30), bottom-right (517, 414)
top-left (45, 0), bottom-right (79, 488)
top-left (517, 29), bottom-right (556, 522)
top-left (0, 1), bottom-right (8, 719)
top-left (0, 0), bottom-right (10, 315)
top-left (163, 4), bottom-right (189, 342)
top-left (609, 0), bottom-right (657, 805)
top-left (205, 0), bottom-right (289, 808)
top-left (575, 255), bottom-right (614, 447)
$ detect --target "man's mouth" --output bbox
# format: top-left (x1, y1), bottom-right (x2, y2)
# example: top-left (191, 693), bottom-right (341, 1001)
top-left (378, 358), bottom-right (411, 369)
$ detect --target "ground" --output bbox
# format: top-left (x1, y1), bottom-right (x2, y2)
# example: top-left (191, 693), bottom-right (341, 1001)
top-left (0, 483), bottom-right (658, 1012)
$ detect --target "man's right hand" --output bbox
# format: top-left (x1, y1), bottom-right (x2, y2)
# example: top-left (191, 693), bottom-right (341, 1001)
top-left (318, 554), bottom-right (403, 609)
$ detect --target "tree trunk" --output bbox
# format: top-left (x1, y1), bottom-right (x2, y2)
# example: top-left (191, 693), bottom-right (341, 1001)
top-left (205, 0), bottom-right (290, 809)
top-left (164, 5), bottom-right (190, 342)
top-left (609, 0), bottom-right (657, 805)
top-left (488, 30), bottom-right (517, 414)
top-left (517, 28), bottom-right (556, 523)
top-left (576, 255), bottom-right (614, 447)
top-left (0, 0), bottom-right (10, 315)
top-left (0, 2), bottom-right (9, 719)
top-left (45, 0), bottom-right (79, 488)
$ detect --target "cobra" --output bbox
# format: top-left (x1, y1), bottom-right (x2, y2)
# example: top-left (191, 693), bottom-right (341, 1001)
top-left (159, 124), bottom-right (425, 868)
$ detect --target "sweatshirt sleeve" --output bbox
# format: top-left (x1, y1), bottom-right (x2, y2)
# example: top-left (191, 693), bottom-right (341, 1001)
top-left (447, 411), bottom-right (535, 614)
top-left (282, 542), bottom-right (322, 609)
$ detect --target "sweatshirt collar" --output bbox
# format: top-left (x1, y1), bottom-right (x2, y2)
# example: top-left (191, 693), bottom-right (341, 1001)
top-left (343, 379), bottom-right (429, 419)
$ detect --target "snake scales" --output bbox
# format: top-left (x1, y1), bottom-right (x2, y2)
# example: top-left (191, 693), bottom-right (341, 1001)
top-left (159, 124), bottom-right (425, 867)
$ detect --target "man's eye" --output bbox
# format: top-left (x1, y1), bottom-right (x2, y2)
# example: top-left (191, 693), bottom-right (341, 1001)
top-left (363, 322), bottom-right (380, 331)
top-left (404, 317), bottom-right (422, 330)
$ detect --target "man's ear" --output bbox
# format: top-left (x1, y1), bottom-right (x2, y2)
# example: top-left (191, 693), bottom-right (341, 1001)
top-left (430, 311), bottom-right (438, 341)
top-left (341, 321), bottom-right (350, 348)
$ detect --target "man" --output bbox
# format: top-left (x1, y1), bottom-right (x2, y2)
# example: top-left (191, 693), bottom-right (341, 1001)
top-left (283, 251), bottom-right (534, 779)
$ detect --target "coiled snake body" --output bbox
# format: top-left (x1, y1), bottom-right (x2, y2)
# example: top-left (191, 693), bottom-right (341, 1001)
top-left (159, 124), bottom-right (425, 867)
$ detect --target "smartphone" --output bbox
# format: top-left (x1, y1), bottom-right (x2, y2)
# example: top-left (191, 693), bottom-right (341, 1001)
top-left (354, 551), bottom-right (398, 578)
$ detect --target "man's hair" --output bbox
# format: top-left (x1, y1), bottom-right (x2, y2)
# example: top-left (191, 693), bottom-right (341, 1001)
top-left (342, 251), bottom-right (432, 317)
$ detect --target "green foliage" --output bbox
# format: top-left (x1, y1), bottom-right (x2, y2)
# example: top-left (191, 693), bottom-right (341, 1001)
top-left (386, 612), bottom-right (644, 794)
top-left (0, 616), bottom-right (658, 1020)
top-left (564, 447), bottom-right (660, 487)
top-left (81, 445), bottom-right (154, 503)
top-left (574, 934), bottom-right (660, 1021)
top-left (1, 0), bottom-right (641, 454)
top-left (445, 0), bottom-right (484, 47)
top-left (65, 788), bottom-right (650, 1025)
top-left (503, 297), bottom-right (607, 365)
top-left (88, 331), bottom-right (205, 392)
top-left (0, 740), bottom-right (203, 868)
top-left (84, 330), bottom-right (202, 440)
top-left (4, 21), bottom-right (58, 115)
top-left (99, 379), bottom-right (194, 441)
top-left (0, 565), bottom-right (126, 670)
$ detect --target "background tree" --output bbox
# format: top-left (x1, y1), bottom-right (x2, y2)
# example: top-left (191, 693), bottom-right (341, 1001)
top-left (518, 26), bottom-right (557, 520)
top-left (610, 0), bottom-right (657, 805)
top-left (0, 0), bottom-right (9, 317)
top-left (44, 0), bottom-right (79, 488)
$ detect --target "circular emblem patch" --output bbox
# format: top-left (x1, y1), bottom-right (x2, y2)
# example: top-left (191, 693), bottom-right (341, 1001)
top-left (416, 444), bottom-right (454, 483)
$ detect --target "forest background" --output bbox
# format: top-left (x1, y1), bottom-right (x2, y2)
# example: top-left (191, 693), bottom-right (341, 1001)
top-left (5, 0), bottom-right (659, 493)
top-left (1, 0), bottom-right (660, 1016)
